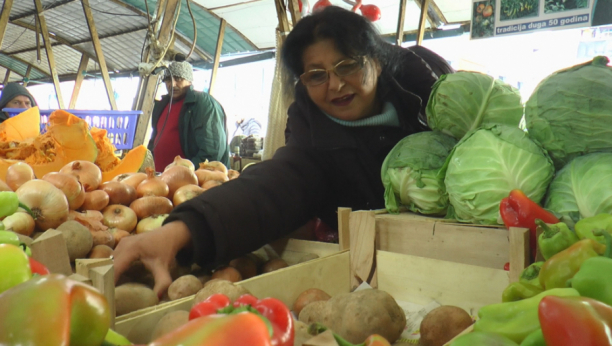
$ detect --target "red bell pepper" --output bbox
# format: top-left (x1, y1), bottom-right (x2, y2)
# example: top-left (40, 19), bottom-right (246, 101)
top-left (150, 312), bottom-right (272, 346)
top-left (29, 256), bottom-right (50, 275)
top-left (539, 295), bottom-right (612, 346)
top-left (500, 189), bottom-right (559, 259)
top-left (190, 293), bottom-right (294, 346)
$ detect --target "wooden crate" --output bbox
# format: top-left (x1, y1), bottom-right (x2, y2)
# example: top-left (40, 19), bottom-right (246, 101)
top-left (115, 208), bottom-right (529, 344)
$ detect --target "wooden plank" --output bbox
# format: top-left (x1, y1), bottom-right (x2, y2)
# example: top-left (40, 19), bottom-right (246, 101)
top-left (287, 0), bottom-right (301, 26)
top-left (69, 54), bottom-right (89, 108)
top-left (0, 0), bottom-right (13, 49)
top-left (273, 0), bottom-right (291, 38)
top-left (396, 0), bottom-right (408, 45)
top-left (2, 70), bottom-right (10, 85)
top-left (31, 229), bottom-right (72, 276)
top-left (75, 258), bottom-right (113, 277)
top-left (267, 238), bottom-right (339, 265)
top-left (375, 217), bottom-right (510, 269)
top-left (81, 0), bottom-right (117, 110)
top-left (90, 265), bottom-right (116, 328)
top-left (349, 211), bottom-right (377, 290)
top-left (33, 0), bottom-right (65, 108)
top-left (68, 273), bottom-right (92, 285)
top-left (22, 65), bottom-right (32, 86)
top-left (416, 0), bottom-right (431, 46)
top-left (115, 252), bottom-right (351, 343)
top-left (338, 207), bottom-right (352, 251)
top-left (208, 19), bottom-right (226, 96)
top-left (509, 227), bottom-right (530, 283)
top-left (377, 251), bottom-right (508, 316)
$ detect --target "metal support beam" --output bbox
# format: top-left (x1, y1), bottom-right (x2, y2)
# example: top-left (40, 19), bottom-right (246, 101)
top-left (133, 0), bottom-right (180, 148)
top-left (287, 0), bottom-right (301, 26)
top-left (396, 0), bottom-right (407, 46)
top-left (33, 0), bottom-right (65, 108)
top-left (416, 0), bottom-right (431, 46)
top-left (81, 0), bottom-right (117, 110)
top-left (23, 65), bottom-right (32, 86)
top-left (3, 70), bottom-right (11, 85)
top-left (69, 54), bottom-right (89, 109)
top-left (208, 19), bottom-right (226, 96)
top-left (0, 0), bottom-right (13, 49)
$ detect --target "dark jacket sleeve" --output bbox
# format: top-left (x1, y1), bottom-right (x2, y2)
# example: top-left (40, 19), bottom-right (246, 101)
top-left (186, 93), bottom-right (228, 167)
top-left (164, 144), bottom-right (328, 267)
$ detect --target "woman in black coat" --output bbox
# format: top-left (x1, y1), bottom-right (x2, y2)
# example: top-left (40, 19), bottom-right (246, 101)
top-left (113, 6), bottom-right (454, 297)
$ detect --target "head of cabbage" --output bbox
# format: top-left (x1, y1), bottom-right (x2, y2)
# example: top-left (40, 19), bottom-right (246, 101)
top-left (525, 56), bottom-right (612, 169)
top-left (545, 152), bottom-right (612, 228)
top-left (381, 131), bottom-right (457, 215)
top-left (443, 124), bottom-right (554, 224)
top-left (426, 71), bottom-right (524, 140)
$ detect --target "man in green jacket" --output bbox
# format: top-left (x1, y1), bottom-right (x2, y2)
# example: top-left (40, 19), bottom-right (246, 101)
top-left (147, 58), bottom-right (230, 171)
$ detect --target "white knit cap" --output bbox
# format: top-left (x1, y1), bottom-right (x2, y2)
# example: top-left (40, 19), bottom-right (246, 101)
top-left (165, 61), bottom-right (194, 82)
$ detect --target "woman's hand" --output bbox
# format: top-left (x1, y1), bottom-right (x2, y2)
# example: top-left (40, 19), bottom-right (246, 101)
top-left (113, 221), bottom-right (192, 298)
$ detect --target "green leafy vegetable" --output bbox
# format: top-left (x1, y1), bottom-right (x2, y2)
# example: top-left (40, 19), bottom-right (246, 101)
top-left (426, 71), bottom-right (524, 140)
top-left (381, 131), bottom-right (457, 215)
top-left (443, 125), bottom-right (554, 224)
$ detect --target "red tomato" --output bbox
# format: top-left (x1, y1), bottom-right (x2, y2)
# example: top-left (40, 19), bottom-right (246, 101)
top-left (483, 5), bottom-right (493, 18)
top-left (312, 0), bottom-right (332, 12)
top-left (360, 4), bottom-right (381, 22)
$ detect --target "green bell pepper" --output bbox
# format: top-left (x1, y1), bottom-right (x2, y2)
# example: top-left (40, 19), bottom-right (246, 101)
top-left (502, 282), bottom-right (544, 302)
top-left (103, 329), bottom-right (133, 345)
top-left (519, 329), bottom-right (546, 346)
top-left (0, 243), bottom-right (32, 294)
top-left (0, 274), bottom-right (110, 346)
top-left (474, 288), bottom-right (579, 344)
top-left (571, 230), bottom-right (612, 306)
top-left (575, 214), bottom-right (612, 244)
top-left (0, 191), bottom-right (34, 219)
top-left (539, 238), bottom-right (605, 289)
top-left (536, 220), bottom-right (579, 260)
top-left (0, 230), bottom-right (31, 256)
top-left (450, 331), bottom-right (518, 346)
top-left (520, 262), bottom-right (544, 287)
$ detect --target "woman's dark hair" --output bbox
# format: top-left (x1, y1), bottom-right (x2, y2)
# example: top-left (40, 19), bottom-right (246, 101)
top-left (281, 6), bottom-right (400, 83)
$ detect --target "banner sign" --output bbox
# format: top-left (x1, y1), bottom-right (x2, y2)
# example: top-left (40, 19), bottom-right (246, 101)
top-left (471, 0), bottom-right (612, 39)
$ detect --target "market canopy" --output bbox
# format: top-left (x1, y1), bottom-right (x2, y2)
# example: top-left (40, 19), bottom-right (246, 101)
top-left (0, 0), bottom-right (471, 85)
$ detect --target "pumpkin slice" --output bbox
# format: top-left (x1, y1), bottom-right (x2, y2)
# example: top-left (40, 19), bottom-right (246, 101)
top-left (0, 107), bottom-right (41, 142)
top-left (0, 110), bottom-right (98, 181)
top-left (89, 127), bottom-right (149, 182)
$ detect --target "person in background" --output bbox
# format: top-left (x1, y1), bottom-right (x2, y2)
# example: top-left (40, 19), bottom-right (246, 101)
top-left (232, 115), bottom-right (262, 138)
top-left (114, 6), bottom-right (454, 297)
top-left (148, 55), bottom-right (230, 171)
top-left (0, 82), bottom-right (37, 123)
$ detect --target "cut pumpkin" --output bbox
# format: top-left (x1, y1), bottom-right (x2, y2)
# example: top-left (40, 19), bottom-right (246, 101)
top-left (0, 110), bottom-right (97, 181)
top-left (90, 127), bottom-right (149, 182)
top-left (0, 107), bottom-right (41, 142)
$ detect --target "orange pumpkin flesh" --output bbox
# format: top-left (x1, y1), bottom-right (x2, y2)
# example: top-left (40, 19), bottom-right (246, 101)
top-left (89, 129), bottom-right (149, 183)
top-left (0, 107), bottom-right (41, 142)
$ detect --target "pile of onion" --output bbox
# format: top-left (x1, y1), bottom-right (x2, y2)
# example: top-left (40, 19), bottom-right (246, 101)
top-left (3, 212), bottom-right (36, 236)
top-left (100, 181), bottom-right (137, 206)
top-left (173, 184), bottom-right (205, 206)
top-left (60, 160), bottom-right (102, 191)
top-left (102, 205), bottom-right (138, 233)
top-left (195, 167), bottom-right (228, 187)
top-left (82, 190), bottom-right (110, 211)
top-left (130, 196), bottom-right (173, 219)
top-left (161, 165), bottom-right (198, 198)
top-left (199, 160), bottom-right (228, 176)
top-left (6, 162), bottom-right (35, 191)
top-left (136, 214), bottom-right (169, 234)
top-left (113, 172), bottom-right (147, 190)
top-left (165, 156), bottom-right (195, 172)
top-left (16, 179), bottom-right (69, 231)
top-left (42, 172), bottom-right (86, 210)
top-left (137, 168), bottom-right (169, 198)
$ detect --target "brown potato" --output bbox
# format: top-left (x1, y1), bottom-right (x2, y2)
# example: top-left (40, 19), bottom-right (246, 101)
top-left (229, 256), bottom-right (258, 279)
top-left (262, 258), bottom-right (289, 273)
top-left (57, 221), bottom-right (93, 261)
top-left (115, 283), bottom-right (159, 316)
top-left (151, 310), bottom-right (190, 340)
top-left (293, 288), bottom-right (332, 316)
top-left (88, 245), bottom-right (114, 259)
top-left (168, 275), bottom-right (203, 301)
top-left (419, 306), bottom-right (473, 346)
top-left (193, 279), bottom-right (251, 306)
top-left (211, 266), bottom-right (242, 283)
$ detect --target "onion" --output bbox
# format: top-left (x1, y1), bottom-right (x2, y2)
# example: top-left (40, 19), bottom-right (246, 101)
top-left (173, 184), bottom-right (205, 206)
top-left (108, 228), bottom-right (131, 246)
top-left (137, 167), bottom-right (169, 198)
top-left (42, 172), bottom-right (86, 210)
top-left (6, 162), bottom-right (35, 191)
top-left (100, 181), bottom-right (137, 206)
top-left (130, 196), bottom-right (173, 219)
top-left (0, 179), bottom-right (12, 192)
top-left (82, 190), bottom-right (110, 211)
top-left (114, 172), bottom-right (147, 189)
top-left (195, 169), bottom-right (229, 186)
top-left (16, 180), bottom-right (69, 231)
top-left (165, 156), bottom-right (195, 172)
top-left (60, 161), bottom-right (102, 191)
top-left (160, 166), bottom-right (198, 198)
top-left (136, 214), bottom-right (169, 234)
top-left (3, 212), bottom-right (36, 236)
top-left (228, 170), bottom-right (240, 180)
top-left (102, 205), bottom-right (138, 233)
top-left (199, 160), bottom-right (228, 176)
top-left (202, 180), bottom-right (222, 191)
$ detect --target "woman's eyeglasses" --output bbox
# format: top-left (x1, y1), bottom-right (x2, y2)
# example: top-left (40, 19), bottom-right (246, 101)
top-left (300, 58), bottom-right (365, 87)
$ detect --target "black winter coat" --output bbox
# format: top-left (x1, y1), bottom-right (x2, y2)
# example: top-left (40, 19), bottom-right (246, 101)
top-left (167, 46), bottom-right (450, 268)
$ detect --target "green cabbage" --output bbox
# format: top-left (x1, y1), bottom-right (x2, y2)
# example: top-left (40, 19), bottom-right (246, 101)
top-left (525, 56), bottom-right (612, 169)
top-left (381, 131), bottom-right (457, 215)
top-left (545, 152), bottom-right (612, 228)
top-left (443, 125), bottom-right (554, 224)
top-left (426, 71), bottom-right (524, 140)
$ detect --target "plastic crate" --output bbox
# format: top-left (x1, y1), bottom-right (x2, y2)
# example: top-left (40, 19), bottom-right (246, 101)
top-left (3, 108), bottom-right (141, 150)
